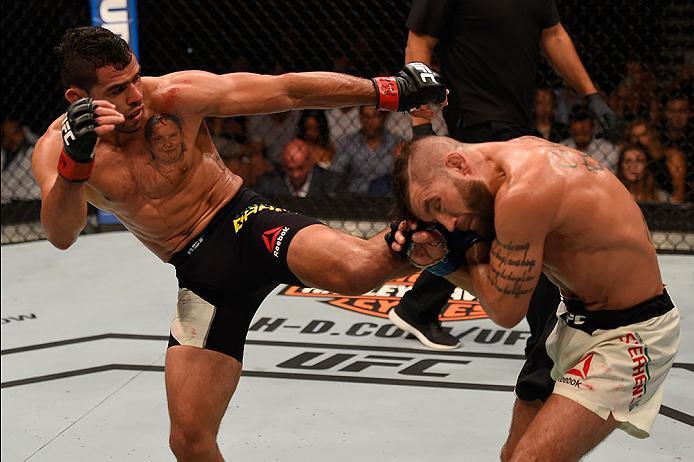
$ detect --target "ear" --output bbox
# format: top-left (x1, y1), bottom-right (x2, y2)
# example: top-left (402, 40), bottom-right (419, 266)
top-left (64, 87), bottom-right (87, 104)
top-left (444, 152), bottom-right (471, 174)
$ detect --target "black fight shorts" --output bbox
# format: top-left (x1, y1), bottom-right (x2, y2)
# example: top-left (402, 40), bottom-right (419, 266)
top-left (167, 187), bottom-right (323, 362)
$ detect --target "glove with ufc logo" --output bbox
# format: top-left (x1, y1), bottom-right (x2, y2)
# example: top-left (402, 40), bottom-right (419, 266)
top-left (372, 62), bottom-right (446, 112)
top-left (58, 97), bottom-right (98, 182)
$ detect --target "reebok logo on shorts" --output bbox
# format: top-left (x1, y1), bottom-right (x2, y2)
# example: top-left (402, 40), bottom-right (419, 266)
top-left (558, 352), bottom-right (595, 388)
top-left (263, 226), bottom-right (290, 257)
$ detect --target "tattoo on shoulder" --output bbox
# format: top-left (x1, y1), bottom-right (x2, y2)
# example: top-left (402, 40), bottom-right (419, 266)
top-left (548, 148), bottom-right (605, 174)
top-left (488, 239), bottom-right (537, 298)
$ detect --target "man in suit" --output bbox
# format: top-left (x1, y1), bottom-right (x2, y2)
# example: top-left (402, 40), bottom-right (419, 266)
top-left (254, 139), bottom-right (340, 197)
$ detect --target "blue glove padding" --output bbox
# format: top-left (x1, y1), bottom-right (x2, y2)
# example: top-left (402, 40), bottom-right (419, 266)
top-left (426, 228), bottom-right (484, 277)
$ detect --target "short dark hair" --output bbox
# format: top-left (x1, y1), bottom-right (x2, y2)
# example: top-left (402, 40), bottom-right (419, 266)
top-left (391, 140), bottom-right (418, 221)
top-left (55, 26), bottom-right (133, 91)
top-left (145, 113), bottom-right (183, 144)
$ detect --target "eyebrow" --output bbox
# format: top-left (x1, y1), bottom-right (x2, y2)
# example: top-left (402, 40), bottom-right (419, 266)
top-left (105, 68), bottom-right (141, 93)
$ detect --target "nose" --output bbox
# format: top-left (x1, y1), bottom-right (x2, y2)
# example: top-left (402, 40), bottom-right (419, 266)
top-left (127, 83), bottom-right (143, 105)
top-left (436, 214), bottom-right (457, 233)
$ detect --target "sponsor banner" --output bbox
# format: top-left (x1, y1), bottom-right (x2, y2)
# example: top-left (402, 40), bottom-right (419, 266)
top-left (278, 273), bottom-right (487, 321)
top-left (90, 0), bottom-right (139, 57)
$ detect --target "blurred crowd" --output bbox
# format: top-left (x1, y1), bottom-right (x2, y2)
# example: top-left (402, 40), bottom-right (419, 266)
top-left (2, 59), bottom-right (692, 205)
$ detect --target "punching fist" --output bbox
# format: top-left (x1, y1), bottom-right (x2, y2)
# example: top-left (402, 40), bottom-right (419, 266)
top-left (58, 98), bottom-right (98, 182)
top-left (373, 62), bottom-right (446, 112)
top-left (57, 98), bottom-right (124, 182)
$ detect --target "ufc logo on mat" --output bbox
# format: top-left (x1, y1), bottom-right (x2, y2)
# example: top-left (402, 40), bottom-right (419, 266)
top-left (61, 118), bottom-right (76, 146)
top-left (411, 62), bottom-right (437, 83)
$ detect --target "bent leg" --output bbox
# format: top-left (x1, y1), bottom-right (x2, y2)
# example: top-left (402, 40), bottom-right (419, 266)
top-left (166, 345), bottom-right (242, 462)
top-left (500, 398), bottom-right (543, 462)
top-left (510, 394), bottom-right (618, 462)
top-left (288, 224), bottom-right (411, 295)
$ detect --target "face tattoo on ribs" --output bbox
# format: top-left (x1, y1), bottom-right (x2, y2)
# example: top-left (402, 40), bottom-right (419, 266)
top-left (145, 113), bottom-right (185, 165)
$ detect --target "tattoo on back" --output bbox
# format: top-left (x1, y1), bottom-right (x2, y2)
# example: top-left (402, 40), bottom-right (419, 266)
top-left (488, 239), bottom-right (537, 298)
top-left (549, 148), bottom-right (605, 174)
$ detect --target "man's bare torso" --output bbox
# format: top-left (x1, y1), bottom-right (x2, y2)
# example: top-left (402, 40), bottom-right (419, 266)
top-left (44, 77), bottom-right (242, 261)
top-left (481, 136), bottom-right (662, 310)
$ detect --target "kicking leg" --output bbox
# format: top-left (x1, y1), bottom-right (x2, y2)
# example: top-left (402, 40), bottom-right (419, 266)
top-left (510, 394), bottom-right (618, 462)
top-left (166, 345), bottom-right (242, 462)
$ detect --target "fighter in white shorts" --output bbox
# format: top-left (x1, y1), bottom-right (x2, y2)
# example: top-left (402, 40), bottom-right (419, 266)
top-left (387, 135), bottom-right (681, 461)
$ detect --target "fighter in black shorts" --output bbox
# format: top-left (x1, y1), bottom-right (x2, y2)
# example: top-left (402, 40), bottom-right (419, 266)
top-left (168, 188), bottom-right (323, 361)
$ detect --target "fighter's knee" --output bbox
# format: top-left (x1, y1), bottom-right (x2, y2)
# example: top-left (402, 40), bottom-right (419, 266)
top-left (169, 426), bottom-right (217, 461)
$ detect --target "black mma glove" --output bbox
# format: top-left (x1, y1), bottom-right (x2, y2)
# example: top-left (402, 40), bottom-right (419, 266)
top-left (372, 62), bottom-right (446, 112)
top-left (586, 93), bottom-right (618, 141)
top-left (58, 97), bottom-right (98, 182)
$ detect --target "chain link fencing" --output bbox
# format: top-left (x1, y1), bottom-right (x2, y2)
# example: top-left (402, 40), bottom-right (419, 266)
top-left (2, 0), bottom-right (693, 251)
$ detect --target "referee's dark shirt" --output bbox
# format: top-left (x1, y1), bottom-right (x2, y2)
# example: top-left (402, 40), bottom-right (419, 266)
top-left (407, 0), bottom-right (560, 130)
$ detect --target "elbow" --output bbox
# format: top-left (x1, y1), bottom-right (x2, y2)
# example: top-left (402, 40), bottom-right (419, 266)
top-left (493, 314), bottom-right (524, 330)
top-left (484, 303), bottom-right (526, 329)
top-left (48, 234), bottom-right (76, 251)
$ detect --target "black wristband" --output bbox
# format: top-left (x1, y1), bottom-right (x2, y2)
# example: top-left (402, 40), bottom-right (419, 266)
top-left (412, 123), bottom-right (434, 140)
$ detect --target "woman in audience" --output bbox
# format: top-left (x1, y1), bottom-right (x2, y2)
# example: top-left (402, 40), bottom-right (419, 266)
top-left (617, 143), bottom-right (669, 203)
top-left (626, 119), bottom-right (686, 203)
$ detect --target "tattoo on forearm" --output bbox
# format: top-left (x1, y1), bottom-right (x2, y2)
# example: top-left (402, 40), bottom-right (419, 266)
top-left (549, 149), bottom-right (605, 174)
top-left (488, 239), bottom-right (537, 298)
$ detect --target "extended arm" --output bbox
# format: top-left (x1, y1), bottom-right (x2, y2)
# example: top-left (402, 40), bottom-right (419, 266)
top-left (165, 65), bottom-right (445, 118)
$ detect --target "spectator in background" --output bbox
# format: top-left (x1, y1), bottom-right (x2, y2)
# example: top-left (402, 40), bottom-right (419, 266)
top-left (247, 111), bottom-right (301, 166)
top-left (561, 105), bottom-right (619, 172)
top-left (330, 106), bottom-right (401, 194)
top-left (207, 116), bottom-right (259, 162)
top-left (1, 118), bottom-right (40, 203)
top-left (609, 58), bottom-right (659, 122)
top-left (534, 87), bottom-right (567, 142)
top-left (661, 93), bottom-right (693, 153)
top-left (326, 106), bottom-right (360, 144)
top-left (627, 119), bottom-right (687, 204)
top-left (617, 144), bottom-right (669, 203)
top-left (295, 110), bottom-right (334, 168)
top-left (254, 139), bottom-right (340, 198)
top-left (660, 93), bottom-right (693, 202)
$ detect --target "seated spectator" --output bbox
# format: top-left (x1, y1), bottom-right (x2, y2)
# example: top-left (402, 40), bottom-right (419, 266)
top-left (617, 144), bottom-right (669, 203)
top-left (327, 106), bottom-right (360, 144)
top-left (534, 87), bottom-right (568, 142)
top-left (295, 110), bottom-right (334, 168)
top-left (661, 93), bottom-right (693, 152)
top-left (608, 58), bottom-right (659, 122)
top-left (247, 111), bottom-right (301, 166)
top-left (207, 116), bottom-right (259, 162)
top-left (660, 93), bottom-right (693, 202)
top-left (330, 106), bottom-right (401, 194)
top-left (561, 105), bottom-right (619, 172)
top-left (254, 139), bottom-right (340, 198)
top-left (1, 118), bottom-right (40, 203)
top-left (627, 119), bottom-right (687, 204)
